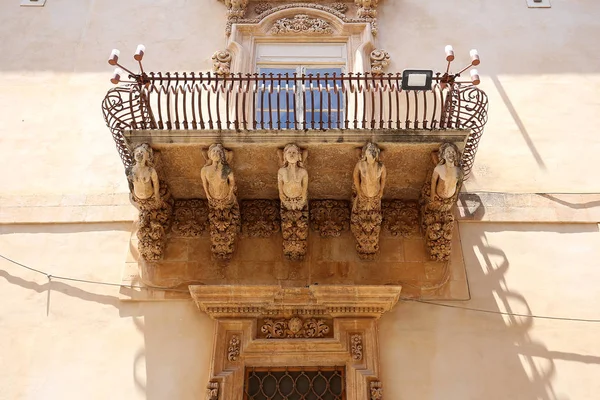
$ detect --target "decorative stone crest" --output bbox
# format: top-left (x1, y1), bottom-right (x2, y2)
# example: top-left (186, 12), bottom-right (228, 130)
top-left (382, 200), bottom-right (419, 238)
top-left (201, 144), bottom-right (241, 260)
top-left (351, 142), bottom-right (386, 259)
top-left (223, 0), bottom-right (248, 19)
top-left (370, 381), bottom-right (383, 400)
top-left (170, 199), bottom-right (209, 237)
top-left (370, 49), bottom-right (390, 76)
top-left (419, 143), bottom-right (463, 262)
top-left (350, 334), bottom-right (363, 361)
top-left (212, 50), bottom-right (232, 76)
top-left (270, 14), bottom-right (334, 35)
top-left (260, 317), bottom-right (331, 338)
top-left (356, 0), bottom-right (378, 18)
top-left (310, 200), bottom-right (350, 237)
top-left (241, 200), bottom-right (280, 238)
top-left (206, 381), bottom-right (219, 400)
top-left (127, 144), bottom-right (173, 261)
top-left (278, 144), bottom-right (309, 260)
top-left (227, 335), bottom-right (240, 361)
top-left (254, 2), bottom-right (272, 14)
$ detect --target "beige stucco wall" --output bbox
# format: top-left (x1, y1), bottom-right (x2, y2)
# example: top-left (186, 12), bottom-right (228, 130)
top-left (1, 0), bottom-right (600, 399)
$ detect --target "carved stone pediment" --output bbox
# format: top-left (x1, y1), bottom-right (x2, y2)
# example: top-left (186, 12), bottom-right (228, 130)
top-left (270, 14), bottom-right (334, 34)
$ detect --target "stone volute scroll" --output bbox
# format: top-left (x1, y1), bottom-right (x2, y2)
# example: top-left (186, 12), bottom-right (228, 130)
top-left (127, 143), bottom-right (173, 261)
top-left (419, 142), bottom-right (463, 262)
top-left (201, 144), bottom-right (241, 260)
top-left (277, 144), bottom-right (309, 261)
top-left (370, 49), bottom-right (390, 76)
top-left (212, 50), bottom-right (232, 76)
top-left (351, 142), bottom-right (386, 259)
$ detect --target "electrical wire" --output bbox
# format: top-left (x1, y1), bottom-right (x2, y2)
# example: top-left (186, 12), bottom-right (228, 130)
top-left (2, 252), bottom-right (600, 322)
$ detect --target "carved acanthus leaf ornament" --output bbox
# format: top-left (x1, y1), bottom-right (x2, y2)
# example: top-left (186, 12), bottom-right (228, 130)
top-left (350, 334), bottom-right (363, 361)
top-left (171, 199), bottom-right (209, 237)
top-left (227, 335), bottom-right (241, 361)
top-left (260, 317), bottom-right (331, 339)
top-left (241, 200), bottom-right (280, 237)
top-left (310, 200), bottom-right (350, 237)
top-left (270, 14), bottom-right (334, 35)
top-left (382, 200), bottom-right (419, 238)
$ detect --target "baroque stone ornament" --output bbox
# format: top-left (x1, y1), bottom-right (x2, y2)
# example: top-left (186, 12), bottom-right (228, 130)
top-left (382, 200), bottom-right (419, 238)
top-left (170, 199), bottom-right (209, 237)
top-left (127, 144), bottom-right (173, 261)
top-left (201, 144), bottom-right (241, 260)
top-left (254, 2), bottom-right (272, 14)
top-left (270, 14), bottom-right (334, 35)
top-left (356, 0), bottom-right (378, 18)
top-left (206, 381), bottom-right (219, 400)
top-left (223, 0), bottom-right (248, 18)
top-left (350, 334), bottom-right (363, 361)
top-left (351, 142), bottom-right (386, 259)
top-left (241, 200), bottom-right (280, 238)
top-left (227, 335), bottom-right (240, 362)
top-left (260, 317), bottom-right (331, 338)
top-left (331, 2), bottom-right (349, 13)
top-left (419, 143), bottom-right (463, 262)
top-left (370, 49), bottom-right (390, 76)
top-left (212, 50), bottom-right (232, 76)
top-left (310, 200), bottom-right (350, 237)
top-left (278, 144), bottom-right (309, 260)
top-left (370, 381), bottom-right (383, 400)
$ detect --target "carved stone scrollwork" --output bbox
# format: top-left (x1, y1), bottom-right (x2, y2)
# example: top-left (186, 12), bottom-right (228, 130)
top-left (241, 200), bottom-right (280, 238)
top-left (310, 200), bottom-right (350, 237)
top-left (206, 381), bottom-right (219, 400)
top-left (278, 145), bottom-right (309, 260)
top-left (419, 143), bottom-right (463, 262)
top-left (224, 0), bottom-right (248, 19)
top-left (351, 142), bottom-right (386, 259)
top-left (201, 144), bottom-right (241, 260)
top-left (270, 14), bottom-right (334, 35)
top-left (127, 144), bottom-right (174, 261)
top-left (356, 0), bottom-right (378, 18)
top-left (212, 50), bottom-right (232, 77)
top-left (370, 49), bottom-right (390, 77)
top-left (331, 2), bottom-right (349, 13)
top-left (370, 381), bottom-right (383, 400)
top-left (350, 334), bottom-right (363, 361)
top-left (260, 316), bottom-right (331, 338)
top-left (382, 200), bottom-right (419, 238)
top-left (170, 199), bottom-right (209, 237)
top-left (254, 2), bottom-right (272, 15)
top-left (227, 335), bottom-right (240, 362)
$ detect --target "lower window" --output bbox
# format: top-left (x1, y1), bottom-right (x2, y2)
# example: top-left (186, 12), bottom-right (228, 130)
top-left (244, 366), bottom-right (346, 400)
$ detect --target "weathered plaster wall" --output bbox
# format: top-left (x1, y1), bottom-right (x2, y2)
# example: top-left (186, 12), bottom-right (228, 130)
top-left (0, 223), bottom-right (214, 400)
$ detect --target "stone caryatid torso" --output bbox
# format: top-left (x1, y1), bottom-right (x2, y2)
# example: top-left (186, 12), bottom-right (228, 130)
top-left (353, 142), bottom-right (386, 211)
top-left (127, 143), bottom-right (161, 208)
top-left (278, 144), bottom-right (308, 211)
top-left (201, 144), bottom-right (237, 208)
top-left (430, 143), bottom-right (462, 202)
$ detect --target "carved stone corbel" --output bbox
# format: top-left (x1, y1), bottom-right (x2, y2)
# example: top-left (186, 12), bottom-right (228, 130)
top-left (201, 144), bottom-right (241, 260)
top-left (419, 143), bottom-right (463, 262)
top-left (351, 142), bottom-right (386, 259)
top-left (212, 50), bottom-right (232, 76)
top-left (356, 0), bottom-right (378, 18)
top-left (370, 50), bottom-right (390, 76)
top-left (127, 143), bottom-right (174, 261)
top-left (278, 144), bottom-right (309, 261)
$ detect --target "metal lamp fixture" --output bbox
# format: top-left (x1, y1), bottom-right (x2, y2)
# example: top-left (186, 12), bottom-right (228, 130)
top-left (107, 44), bottom-right (148, 85)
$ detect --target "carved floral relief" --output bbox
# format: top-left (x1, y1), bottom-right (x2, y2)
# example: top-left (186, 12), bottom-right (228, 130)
top-left (227, 335), bottom-right (241, 362)
top-left (310, 200), bottom-right (350, 237)
top-left (370, 381), bottom-right (383, 400)
top-left (370, 49), bottom-right (390, 76)
top-left (382, 200), bottom-right (419, 238)
top-left (241, 200), bottom-right (280, 238)
top-left (206, 381), bottom-right (219, 400)
top-left (170, 199), bottom-right (209, 237)
top-left (212, 50), bottom-right (232, 76)
top-left (350, 334), bottom-right (363, 361)
top-left (270, 14), bottom-right (334, 35)
top-left (259, 317), bottom-right (332, 339)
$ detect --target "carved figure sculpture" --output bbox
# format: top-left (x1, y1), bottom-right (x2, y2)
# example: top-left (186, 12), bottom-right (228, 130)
top-left (420, 143), bottom-right (463, 262)
top-left (356, 0), bottom-right (378, 18)
top-left (201, 144), bottom-right (241, 260)
top-left (127, 143), bottom-right (173, 261)
top-left (351, 142), bottom-right (386, 259)
top-left (370, 49), bottom-right (390, 76)
top-left (224, 0), bottom-right (248, 18)
top-left (212, 50), bottom-right (232, 76)
top-left (277, 144), bottom-right (309, 260)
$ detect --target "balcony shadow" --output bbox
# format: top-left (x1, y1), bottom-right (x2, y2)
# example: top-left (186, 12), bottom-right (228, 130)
top-left (537, 193), bottom-right (600, 210)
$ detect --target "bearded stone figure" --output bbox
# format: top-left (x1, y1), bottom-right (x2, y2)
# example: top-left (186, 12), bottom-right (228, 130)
top-left (277, 144), bottom-right (309, 261)
top-left (126, 143), bottom-right (173, 261)
top-left (201, 143), bottom-right (241, 260)
top-left (420, 142), bottom-right (463, 262)
top-left (351, 142), bottom-right (386, 259)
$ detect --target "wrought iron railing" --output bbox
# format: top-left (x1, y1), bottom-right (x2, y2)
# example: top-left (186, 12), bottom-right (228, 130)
top-left (102, 72), bottom-right (488, 177)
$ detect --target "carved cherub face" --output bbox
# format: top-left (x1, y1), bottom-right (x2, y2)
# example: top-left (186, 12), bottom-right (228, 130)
top-left (284, 144), bottom-right (301, 165)
top-left (208, 144), bottom-right (225, 163)
top-left (441, 145), bottom-right (458, 166)
top-left (362, 142), bottom-right (380, 163)
top-left (133, 144), bottom-right (152, 165)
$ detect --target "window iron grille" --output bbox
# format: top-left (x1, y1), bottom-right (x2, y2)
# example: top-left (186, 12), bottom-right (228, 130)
top-left (244, 366), bottom-right (345, 400)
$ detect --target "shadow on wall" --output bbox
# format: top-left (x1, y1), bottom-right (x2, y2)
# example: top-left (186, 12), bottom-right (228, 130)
top-left (0, 269), bottom-right (214, 400)
top-left (379, 223), bottom-right (600, 400)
